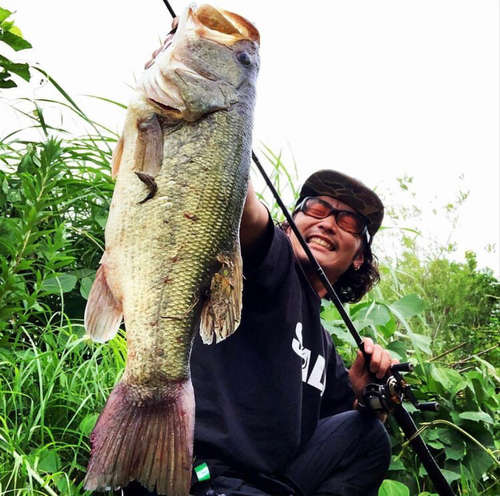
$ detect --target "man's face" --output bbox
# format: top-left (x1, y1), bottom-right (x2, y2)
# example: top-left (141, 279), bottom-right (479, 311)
top-left (288, 195), bottom-right (365, 284)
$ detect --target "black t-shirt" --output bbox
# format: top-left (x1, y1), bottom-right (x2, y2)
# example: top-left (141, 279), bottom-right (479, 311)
top-left (190, 222), bottom-right (355, 476)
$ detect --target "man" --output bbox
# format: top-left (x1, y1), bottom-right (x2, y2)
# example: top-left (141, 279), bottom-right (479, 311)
top-left (189, 169), bottom-right (395, 496)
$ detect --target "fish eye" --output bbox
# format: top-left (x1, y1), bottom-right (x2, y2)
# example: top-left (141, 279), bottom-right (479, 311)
top-left (236, 51), bottom-right (251, 66)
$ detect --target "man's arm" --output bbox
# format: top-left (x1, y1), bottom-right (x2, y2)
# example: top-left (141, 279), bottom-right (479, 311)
top-left (240, 181), bottom-right (272, 257)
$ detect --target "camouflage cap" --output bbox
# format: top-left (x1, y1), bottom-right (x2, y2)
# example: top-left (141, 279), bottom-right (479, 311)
top-left (297, 170), bottom-right (384, 237)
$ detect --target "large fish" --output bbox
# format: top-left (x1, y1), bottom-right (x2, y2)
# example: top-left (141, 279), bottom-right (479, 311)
top-left (83, 5), bottom-right (260, 495)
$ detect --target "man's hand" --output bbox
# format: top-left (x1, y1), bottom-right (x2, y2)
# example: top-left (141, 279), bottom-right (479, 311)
top-left (349, 338), bottom-right (399, 402)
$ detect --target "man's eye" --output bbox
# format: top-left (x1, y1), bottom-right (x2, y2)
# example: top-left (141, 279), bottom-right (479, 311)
top-left (308, 206), bottom-right (328, 216)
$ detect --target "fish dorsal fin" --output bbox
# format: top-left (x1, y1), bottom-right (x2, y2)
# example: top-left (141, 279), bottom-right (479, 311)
top-left (200, 245), bottom-right (243, 344)
top-left (84, 254), bottom-right (123, 343)
top-left (111, 135), bottom-right (124, 179)
top-left (134, 114), bottom-right (163, 177)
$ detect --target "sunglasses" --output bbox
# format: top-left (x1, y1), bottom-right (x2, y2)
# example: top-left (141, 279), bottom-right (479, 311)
top-left (295, 197), bottom-right (368, 238)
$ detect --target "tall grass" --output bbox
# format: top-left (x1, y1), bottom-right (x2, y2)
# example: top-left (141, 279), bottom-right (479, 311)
top-left (0, 322), bottom-right (126, 494)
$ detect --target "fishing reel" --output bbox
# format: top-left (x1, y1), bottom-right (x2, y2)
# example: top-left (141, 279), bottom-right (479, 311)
top-left (361, 362), bottom-right (440, 415)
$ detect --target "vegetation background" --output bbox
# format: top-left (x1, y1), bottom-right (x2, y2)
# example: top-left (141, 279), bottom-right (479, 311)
top-left (1, 9), bottom-right (499, 496)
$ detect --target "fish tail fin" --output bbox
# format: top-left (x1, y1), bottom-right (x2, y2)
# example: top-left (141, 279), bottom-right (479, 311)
top-left (84, 379), bottom-right (194, 496)
top-left (200, 244), bottom-right (243, 344)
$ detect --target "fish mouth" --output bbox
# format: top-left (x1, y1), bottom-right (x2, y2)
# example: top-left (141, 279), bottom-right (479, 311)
top-left (191, 4), bottom-right (260, 46)
top-left (306, 236), bottom-right (335, 252)
top-left (144, 4), bottom-right (259, 70)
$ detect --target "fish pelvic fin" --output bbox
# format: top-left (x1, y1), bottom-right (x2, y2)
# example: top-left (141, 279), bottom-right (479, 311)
top-left (84, 379), bottom-right (195, 496)
top-left (200, 244), bottom-right (243, 344)
top-left (84, 256), bottom-right (123, 343)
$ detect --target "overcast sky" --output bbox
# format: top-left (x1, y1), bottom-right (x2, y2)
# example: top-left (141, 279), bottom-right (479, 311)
top-left (2, 0), bottom-right (499, 275)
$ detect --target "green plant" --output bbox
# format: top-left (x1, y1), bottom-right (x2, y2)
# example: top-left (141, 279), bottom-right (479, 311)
top-left (0, 7), bottom-right (31, 88)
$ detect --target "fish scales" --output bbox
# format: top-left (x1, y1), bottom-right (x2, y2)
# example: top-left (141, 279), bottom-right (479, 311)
top-left (114, 110), bottom-right (252, 384)
top-left (83, 4), bottom-right (260, 495)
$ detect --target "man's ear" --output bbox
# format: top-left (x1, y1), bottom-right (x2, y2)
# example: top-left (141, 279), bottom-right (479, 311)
top-left (353, 250), bottom-right (364, 270)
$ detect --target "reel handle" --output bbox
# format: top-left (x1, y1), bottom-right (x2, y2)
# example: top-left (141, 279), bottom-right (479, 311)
top-left (391, 362), bottom-right (414, 373)
top-left (417, 402), bottom-right (440, 412)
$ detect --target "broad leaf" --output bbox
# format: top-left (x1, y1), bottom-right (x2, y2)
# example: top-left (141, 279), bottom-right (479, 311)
top-left (353, 303), bottom-right (392, 327)
top-left (391, 294), bottom-right (425, 319)
top-left (459, 411), bottom-right (494, 425)
top-left (38, 450), bottom-right (62, 473)
top-left (79, 414), bottom-right (99, 436)
top-left (0, 29), bottom-right (32, 51)
top-left (0, 7), bottom-right (12, 24)
top-left (323, 323), bottom-right (357, 346)
top-left (41, 273), bottom-right (77, 294)
top-left (80, 276), bottom-right (95, 300)
top-left (378, 479), bottom-right (410, 496)
top-left (0, 55), bottom-right (30, 81)
top-left (430, 366), bottom-right (462, 390)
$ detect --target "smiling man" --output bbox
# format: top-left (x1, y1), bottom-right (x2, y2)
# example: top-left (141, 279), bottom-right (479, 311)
top-left (188, 169), bottom-right (396, 496)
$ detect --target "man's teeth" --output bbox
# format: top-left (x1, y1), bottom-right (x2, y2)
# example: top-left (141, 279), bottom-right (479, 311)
top-left (308, 237), bottom-right (333, 250)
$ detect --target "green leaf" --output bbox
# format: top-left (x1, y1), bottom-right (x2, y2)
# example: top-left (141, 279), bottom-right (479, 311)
top-left (0, 8), bottom-right (12, 24)
top-left (463, 445), bottom-right (495, 479)
top-left (444, 441), bottom-right (466, 461)
top-left (96, 210), bottom-right (109, 228)
top-left (80, 275), bottom-right (95, 300)
top-left (378, 479), bottom-right (410, 496)
top-left (0, 73), bottom-right (16, 88)
top-left (0, 29), bottom-right (32, 51)
top-left (411, 332), bottom-right (432, 355)
top-left (391, 294), bottom-right (425, 319)
top-left (440, 469), bottom-right (461, 484)
top-left (385, 340), bottom-right (407, 361)
top-left (40, 273), bottom-right (77, 294)
top-left (459, 411), bottom-right (494, 425)
top-left (79, 413), bottom-right (99, 436)
top-left (388, 456), bottom-right (405, 471)
top-left (354, 303), bottom-right (392, 327)
top-left (430, 366), bottom-right (462, 390)
top-left (323, 322), bottom-right (357, 346)
top-left (38, 450), bottom-right (61, 473)
top-left (0, 55), bottom-right (30, 81)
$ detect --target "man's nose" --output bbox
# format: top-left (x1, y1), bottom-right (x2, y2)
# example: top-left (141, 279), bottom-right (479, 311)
top-left (316, 214), bottom-right (338, 233)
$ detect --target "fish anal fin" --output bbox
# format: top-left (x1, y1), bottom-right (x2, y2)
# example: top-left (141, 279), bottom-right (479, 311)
top-left (200, 245), bottom-right (243, 344)
top-left (84, 261), bottom-right (123, 343)
top-left (84, 379), bottom-right (194, 496)
top-left (134, 114), bottom-right (163, 177)
top-left (111, 135), bottom-right (125, 179)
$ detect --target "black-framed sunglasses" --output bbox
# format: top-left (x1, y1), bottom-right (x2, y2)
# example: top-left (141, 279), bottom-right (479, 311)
top-left (294, 197), bottom-right (369, 238)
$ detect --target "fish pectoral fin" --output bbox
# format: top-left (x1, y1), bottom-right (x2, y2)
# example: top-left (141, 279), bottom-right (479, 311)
top-left (84, 261), bottom-right (123, 343)
top-left (200, 247), bottom-right (243, 345)
top-left (134, 114), bottom-right (163, 177)
top-left (111, 134), bottom-right (124, 179)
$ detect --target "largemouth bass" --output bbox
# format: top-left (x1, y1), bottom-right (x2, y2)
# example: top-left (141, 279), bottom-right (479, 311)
top-left (83, 5), bottom-right (260, 495)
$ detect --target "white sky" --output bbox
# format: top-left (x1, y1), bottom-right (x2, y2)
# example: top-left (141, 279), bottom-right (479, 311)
top-left (1, 0), bottom-right (499, 275)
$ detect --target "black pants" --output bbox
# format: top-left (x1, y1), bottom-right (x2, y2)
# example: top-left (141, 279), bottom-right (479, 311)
top-left (120, 410), bottom-right (391, 496)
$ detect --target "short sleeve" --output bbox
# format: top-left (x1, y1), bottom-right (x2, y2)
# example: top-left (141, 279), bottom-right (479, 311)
top-left (243, 223), bottom-right (295, 298)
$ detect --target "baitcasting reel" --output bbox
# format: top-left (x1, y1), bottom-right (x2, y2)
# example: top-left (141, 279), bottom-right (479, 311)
top-left (361, 362), bottom-right (440, 415)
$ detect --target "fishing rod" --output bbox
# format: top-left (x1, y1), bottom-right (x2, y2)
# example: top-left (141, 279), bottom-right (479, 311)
top-left (159, 2), bottom-right (455, 495)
